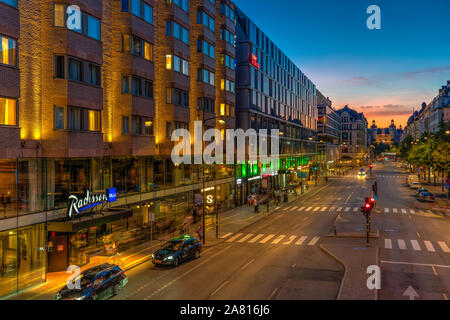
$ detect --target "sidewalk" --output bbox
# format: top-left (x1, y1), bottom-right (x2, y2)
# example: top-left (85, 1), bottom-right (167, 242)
top-left (5, 175), bottom-right (335, 300)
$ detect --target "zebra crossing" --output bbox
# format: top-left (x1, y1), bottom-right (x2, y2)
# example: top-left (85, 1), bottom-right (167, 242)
top-left (377, 175), bottom-right (404, 178)
top-left (221, 232), bottom-right (321, 247)
top-left (383, 238), bottom-right (450, 253)
top-left (220, 232), bottom-right (450, 254)
top-left (277, 205), bottom-right (439, 215)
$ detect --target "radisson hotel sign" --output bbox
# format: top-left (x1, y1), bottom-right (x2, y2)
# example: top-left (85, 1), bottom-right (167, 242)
top-left (67, 188), bottom-right (117, 219)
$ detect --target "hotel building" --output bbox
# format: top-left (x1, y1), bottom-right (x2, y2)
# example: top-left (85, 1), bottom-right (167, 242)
top-left (0, 0), bottom-right (237, 297)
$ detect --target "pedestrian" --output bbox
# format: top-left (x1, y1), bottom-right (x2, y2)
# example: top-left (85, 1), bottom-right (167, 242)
top-left (196, 226), bottom-right (203, 241)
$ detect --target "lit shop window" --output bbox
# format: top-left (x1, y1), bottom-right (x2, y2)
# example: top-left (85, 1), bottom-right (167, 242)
top-left (0, 34), bottom-right (16, 66)
top-left (0, 97), bottom-right (16, 126)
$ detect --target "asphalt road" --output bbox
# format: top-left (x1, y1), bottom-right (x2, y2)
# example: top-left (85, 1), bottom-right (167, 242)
top-left (112, 162), bottom-right (449, 300)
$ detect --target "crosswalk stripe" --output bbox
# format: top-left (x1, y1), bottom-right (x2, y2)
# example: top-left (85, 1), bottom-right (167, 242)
top-left (227, 233), bottom-right (243, 242)
top-left (330, 207), bottom-right (336, 211)
top-left (292, 206), bottom-right (299, 210)
top-left (298, 207), bottom-right (305, 211)
top-left (411, 240), bottom-right (421, 251)
top-left (393, 208), bottom-right (398, 213)
top-left (385, 239), bottom-right (392, 249)
top-left (283, 236), bottom-right (297, 245)
top-left (337, 207), bottom-right (343, 212)
top-left (259, 234), bottom-right (275, 244)
top-left (305, 207), bottom-right (312, 212)
top-left (424, 241), bottom-right (435, 252)
top-left (295, 236), bottom-right (307, 245)
top-left (427, 210), bottom-right (433, 214)
top-left (410, 209), bottom-right (415, 214)
top-left (345, 207), bottom-right (350, 212)
top-left (275, 207), bottom-right (281, 211)
top-left (221, 233), bottom-right (233, 239)
top-left (402, 209), bottom-right (407, 214)
top-left (238, 234), bottom-right (254, 243)
top-left (398, 239), bottom-right (407, 250)
top-left (272, 235), bottom-right (286, 244)
top-left (308, 237), bottom-right (320, 246)
top-left (353, 207), bottom-right (359, 212)
top-left (438, 241), bottom-right (450, 253)
top-left (248, 234), bottom-right (264, 243)
top-left (321, 207), bottom-right (327, 212)
top-left (313, 207), bottom-right (320, 212)
top-left (384, 208), bottom-right (389, 213)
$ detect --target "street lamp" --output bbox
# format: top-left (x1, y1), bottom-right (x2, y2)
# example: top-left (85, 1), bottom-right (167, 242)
top-left (200, 114), bottom-right (225, 245)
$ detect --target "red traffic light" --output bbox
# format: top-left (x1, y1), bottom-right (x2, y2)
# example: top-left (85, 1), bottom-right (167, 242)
top-left (370, 197), bottom-right (376, 203)
top-left (365, 203), bottom-right (371, 209)
top-left (369, 164), bottom-right (373, 169)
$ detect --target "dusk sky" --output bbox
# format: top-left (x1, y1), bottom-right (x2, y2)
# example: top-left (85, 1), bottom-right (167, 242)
top-left (234, 0), bottom-right (450, 128)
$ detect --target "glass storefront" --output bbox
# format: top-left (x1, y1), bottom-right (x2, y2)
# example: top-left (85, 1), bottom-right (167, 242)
top-left (0, 224), bottom-right (46, 297)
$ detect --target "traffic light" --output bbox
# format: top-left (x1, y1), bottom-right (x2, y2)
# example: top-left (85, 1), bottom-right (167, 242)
top-left (314, 166), bottom-right (318, 172)
top-left (369, 164), bottom-right (373, 169)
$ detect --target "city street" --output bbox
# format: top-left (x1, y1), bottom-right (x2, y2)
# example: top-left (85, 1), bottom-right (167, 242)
top-left (104, 161), bottom-right (448, 300)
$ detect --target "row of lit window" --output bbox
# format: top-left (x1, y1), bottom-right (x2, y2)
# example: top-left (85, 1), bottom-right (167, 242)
top-left (122, 75), bottom-right (154, 98)
top-left (221, 79), bottom-right (235, 93)
top-left (166, 54), bottom-right (189, 76)
top-left (122, 115), bottom-right (154, 136)
top-left (54, 106), bottom-right (101, 132)
top-left (122, 34), bottom-right (153, 61)
top-left (54, 55), bottom-right (101, 86)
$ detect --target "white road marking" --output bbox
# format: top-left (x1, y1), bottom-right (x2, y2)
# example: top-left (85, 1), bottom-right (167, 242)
top-left (305, 207), bottom-right (312, 212)
top-left (353, 207), bottom-right (358, 212)
top-left (272, 235), bottom-right (286, 244)
top-left (210, 281), bottom-right (229, 297)
top-left (269, 287), bottom-right (279, 300)
top-left (402, 209), bottom-right (407, 214)
top-left (398, 239), bottom-right (407, 250)
top-left (443, 294), bottom-right (448, 300)
top-left (381, 261), bottom-right (450, 268)
top-left (411, 240), bottom-right (421, 251)
top-left (431, 266), bottom-right (438, 276)
top-left (321, 207), bottom-right (327, 212)
top-left (283, 207), bottom-right (291, 211)
top-left (330, 207), bottom-right (336, 211)
top-left (424, 241), bottom-right (435, 252)
top-left (345, 207), bottom-right (350, 212)
top-left (298, 207), bottom-right (305, 211)
top-left (410, 209), bottom-right (415, 214)
top-left (237, 234), bottom-right (254, 243)
top-left (283, 236), bottom-right (297, 245)
top-left (438, 241), bottom-right (450, 253)
top-left (385, 239), bottom-right (392, 249)
top-left (248, 234), bottom-right (264, 243)
top-left (292, 206), bottom-right (299, 210)
top-left (393, 208), bottom-right (398, 213)
top-left (226, 233), bottom-right (243, 242)
top-left (337, 207), bottom-right (343, 212)
top-left (259, 234), bottom-right (275, 244)
top-left (275, 207), bottom-right (281, 211)
top-left (241, 259), bottom-right (255, 270)
top-left (295, 236), bottom-right (307, 245)
top-left (384, 208), bottom-right (389, 213)
top-left (221, 233), bottom-right (233, 239)
top-left (308, 237), bottom-right (320, 246)
top-left (313, 207), bottom-right (320, 212)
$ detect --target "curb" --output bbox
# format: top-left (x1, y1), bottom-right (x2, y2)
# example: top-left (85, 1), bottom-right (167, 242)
top-left (319, 244), bottom-right (348, 301)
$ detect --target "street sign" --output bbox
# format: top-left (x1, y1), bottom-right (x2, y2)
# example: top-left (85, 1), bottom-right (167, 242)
top-left (149, 212), bottom-right (155, 222)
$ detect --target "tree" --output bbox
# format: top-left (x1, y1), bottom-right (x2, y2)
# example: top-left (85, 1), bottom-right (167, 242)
top-left (399, 135), bottom-right (414, 161)
top-left (432, 142), bottom-right (450, 191)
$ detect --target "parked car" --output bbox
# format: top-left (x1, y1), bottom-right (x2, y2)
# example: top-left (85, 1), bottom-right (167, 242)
top-left (418, 191), bottom-right (435, 202)
top-left (152, 236), bottom-right (202, 267)
top-left (54, 264), bottom-right (128, 300)
top-left (416, 187), bottom-right (428, 196)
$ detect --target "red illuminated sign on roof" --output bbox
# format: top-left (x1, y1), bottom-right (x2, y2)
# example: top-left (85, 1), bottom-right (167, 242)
top-left (250, 53), bottom-right (260, 69)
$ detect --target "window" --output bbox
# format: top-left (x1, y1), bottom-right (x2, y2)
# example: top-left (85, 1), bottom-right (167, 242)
top-left (198, 40), bottom-right (215, 59)
top-left (88, 63), bottom-right (101, 86)
top-left (198, 97), bottom-right (215, 113)
top-left (68, 107), bottom-right (82, 130)
top-left (54, 106), bottom-right (65, 129)
top-left (165, 54), bottom-right (189, 75)
top-left (122, 0), bottom-right (153, 24)
top-left (68, 57), bottom-right (82, 81)
top-left (166, 0), bottom-right (188, 12)
top-left (220, 28), bottom-right (235, 47)
top-left (144, 80), bottom-right (153, 98)
top-left (122, 116), bottom-right (130, 134)
top-left (132, 115), bottom-right (142, 135)
top-left (221, 79), bottom-right (235, 93)
top-left (132, 77), bottom-right (141, 96)
top-left (166, 21), bottom-right (189, 45)
top-left (122, 75), bottom-right (130, 93)
top-left (123, 75), bottom-right (153, 97)
top-left (197, 10), bottom-right (215, 31)
top-left (123, 34), bottom-right (153, 61)
top-left (88, 110), bottom-right (100, 131)
top-left (166, 88), bottom-right (189, 107)
top-left (0, 0), bottom-right (17, 8)
top-left (144, 118), bottom-right (153, 136)
top-left (220, 3), bottom-right (235, 22)
top-left (54, 4), bottom-right (101, 40)
top-left (0, 34), bottom-right (17, 66)
top-left (198, 69), bottom-right (214, 86)
top-left (0, 97), bottom-right (16, 126)
top-left (54, 55), bottom-right (65, 79)
top-left (166, 122), bottom-right (172, 137)
top-left (220, 54), bottom-right (236, 70)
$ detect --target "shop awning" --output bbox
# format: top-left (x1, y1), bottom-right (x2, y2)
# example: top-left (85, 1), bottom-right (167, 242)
top-left (48, 208), bottom-right (133, 233)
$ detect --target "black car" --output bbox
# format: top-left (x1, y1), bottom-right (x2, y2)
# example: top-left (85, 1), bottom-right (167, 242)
top-left (152, 236), bottom-right (202, 267)
top-left (54, 264), bottom-right (128, 300)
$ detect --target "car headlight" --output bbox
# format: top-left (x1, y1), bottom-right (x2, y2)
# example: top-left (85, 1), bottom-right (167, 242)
top-left (76, 296), bottom-right (85, 300)
top-left (152, 254), bottom-right (155, 259)
top-left (165, 256), bottom-right (174, 261)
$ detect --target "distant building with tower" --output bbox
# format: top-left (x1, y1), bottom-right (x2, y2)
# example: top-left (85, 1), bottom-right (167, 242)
top-left (368, 119), bottom-right (403, 146)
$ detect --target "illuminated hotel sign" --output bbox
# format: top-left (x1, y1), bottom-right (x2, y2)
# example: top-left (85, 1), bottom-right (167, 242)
top-left (67, 188), bottom-right (117, 219)
top-left (250, 53), bottom-right (260, 69)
